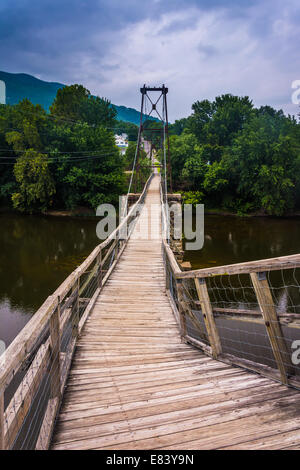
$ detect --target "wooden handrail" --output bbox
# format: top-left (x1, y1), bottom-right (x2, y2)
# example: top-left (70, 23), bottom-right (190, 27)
top-left (175, 254), bottom-right (300, 279)
top-left (0, 173), bottom-right (153, 449)
top-left (161, 183), bottom-right (300, 390)
top-left (0, 173), bottom-right (153, 390)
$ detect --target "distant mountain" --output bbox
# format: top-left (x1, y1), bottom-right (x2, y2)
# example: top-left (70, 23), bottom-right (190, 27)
top-left (0, 71), bottom-right (158, 126)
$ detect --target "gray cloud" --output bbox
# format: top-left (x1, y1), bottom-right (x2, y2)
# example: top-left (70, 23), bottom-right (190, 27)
top-left (0, 0), bottom-right (299, 120)
top-left (197, 43), bottom-right (218, 58)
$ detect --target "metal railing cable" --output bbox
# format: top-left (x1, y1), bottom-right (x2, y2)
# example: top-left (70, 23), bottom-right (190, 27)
top-left (159, 177), bottom-right (300, 391)
top-left (0, 173), bottom-right (153, 450)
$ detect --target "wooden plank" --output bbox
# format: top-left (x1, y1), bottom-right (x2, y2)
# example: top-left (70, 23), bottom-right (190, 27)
top-left (52, 395), bottom-right (300, 450)
top-left (97, 249), bottom-right (102, 289)
top-left (163, 240), bottom-right (181, 275)
top-left (50, 174), bottom-right (300, 452)
top-left (0, 174), bottom-right (153, 393)
top-left (176, 281), bottom-right (187, 338)
top-left (0, 389), bottom-right (4, 450)
top-left (78, 288), bottom-right (100, 334)
top-left (50, 303), bottom-right (61, 399)
top-left (4, 343), bottom-right (50, 449)
top-left (60, 308), bottom-right (72, 334)
top-left (177, 254), bottom-right (300, 279)
top-left (0, 295), bottom-right (57, 390)
top-left (153, 418), bottom-right (300, 450)
top-left (60, 338), bottom-right (77, 394)
top-left (185, 335), bottom-right (213, 357)
top-left (250, 272), bottom-right (293, 384)
top-left (64, 370), bottom-right (242, 398)
top-left (212, 308), bottom-right (300, 329)
top-left (35, 398), bottom-right (59, 450)
top-left (221, 428), bottom-right (300, 450)
top-left (194, 278), bottom-right (222, 359)
top-left (219, 353), bottom-right (300, 390)
top-left (56, 377), bottom-right (277, 428)
top-left (53, 386), bottom-right (294, 444)
top-left (63, 369), bottom-right (242, 398)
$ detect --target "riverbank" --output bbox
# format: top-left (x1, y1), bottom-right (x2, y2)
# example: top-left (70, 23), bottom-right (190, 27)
top-left (45, 206), bottom-right (95, 217)
top-left (2, 202), bottom-right (300, 219)
top-left (203, 208), bottom-right (300, 218)
top-left (0, 205), bottom-right (97, 218)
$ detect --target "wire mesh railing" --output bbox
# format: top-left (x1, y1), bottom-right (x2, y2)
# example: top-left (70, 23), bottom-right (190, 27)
top-left (0, 173), bottom-right (153, 450)
top-left (161, 183), bottom-right (300, 391)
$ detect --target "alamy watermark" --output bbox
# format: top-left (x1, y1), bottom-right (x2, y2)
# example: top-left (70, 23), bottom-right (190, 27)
top-left (95, 198), bottom-right (204, 251)
top-left (291, 80), bottom-right (300, 105)
top-left (292, 340), bottom-right (300, 365)
top-left (0, 340), bottom-right (6, 369)
top-left (0, 80), bottom-right (6, 105)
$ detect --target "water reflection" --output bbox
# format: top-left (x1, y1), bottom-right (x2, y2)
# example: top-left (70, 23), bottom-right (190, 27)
top-left (1, 212), bottom-right (300, 351)
top-left (183, 214), bottom-right (300, 375)
top-left (0, 213), bottom-right (99, 347)
top-left (184, 215), bottom-right (300, 269)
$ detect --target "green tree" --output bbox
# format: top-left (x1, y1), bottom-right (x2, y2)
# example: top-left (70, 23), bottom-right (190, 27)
top-left (52, 122), bottom-right (126, 209)
top-left (50, 84), bottom-right (89, 121)
top-left (189, 94), bottom-right (254, 148)
top-left (227, 115), bottom-right (300, 214)
top-left (125, 142), bottom-right (147, 170)
top-left (169, 132), bottom-right (206, 189)
top-left (50, 84), bottom-right (116, 127)
top-left (169, 117), bottom-right (192, 136)
top-left (12, 149), bottom-right (55, 213)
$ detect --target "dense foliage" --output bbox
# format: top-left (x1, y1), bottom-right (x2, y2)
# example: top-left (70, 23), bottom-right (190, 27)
top-left (1, 86), bottom-right (299, 217)
top-left (0, 85), bottom-right (127, 213)
top-left (168, 95), bottom-right (300, 215)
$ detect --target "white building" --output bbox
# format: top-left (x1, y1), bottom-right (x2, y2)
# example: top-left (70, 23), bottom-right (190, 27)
top-left (115, 134), bottom-right (129, 155)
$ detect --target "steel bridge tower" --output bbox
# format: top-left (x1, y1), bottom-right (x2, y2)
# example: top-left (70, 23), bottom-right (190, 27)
top-left (135, 84), bottom-right (172, 193)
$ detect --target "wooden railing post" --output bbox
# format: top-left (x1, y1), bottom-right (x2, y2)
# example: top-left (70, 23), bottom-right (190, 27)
top-left (72, 274), bottom-right (80, 340)
top-left (50, 299), bottom-right (61, 399)
top-left (176, 280), bottom-right (187, 339)
top-left (97, 250), bottom-right (102, 290)
top-left (115, 235), bottom-right (119, 260)
top-left (250, 271), bottom-right (293, 384)
top-left (194, 278), bottom-right (222, 360)
top-left (165, 258), bottom-right (170, 292)
top-left (0, 389), bottom-right (4, 450)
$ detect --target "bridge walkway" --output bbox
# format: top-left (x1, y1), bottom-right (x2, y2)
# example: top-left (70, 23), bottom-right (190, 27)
top-left (51, 175), bottom-right (300, 450)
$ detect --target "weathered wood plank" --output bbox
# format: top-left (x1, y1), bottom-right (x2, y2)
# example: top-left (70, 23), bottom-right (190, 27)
top-left (194, 278), bottom-right (222, 359)
top-left (4, 343), bottom-right (50, 449)
top-left (50, 174), bottom-right (300, 451)
top-left (0, 175), bottom-right (153, 392)
top-left (0, 389), bottom-right (4, 450)
top-left (50, 304), bottom-right (61, 399)
top-left (176, 254), bottom-right (300, 279)
top-left (250, 272), bottom-right (293, 384)
top-left (35, 398), bottom-right (59, 450)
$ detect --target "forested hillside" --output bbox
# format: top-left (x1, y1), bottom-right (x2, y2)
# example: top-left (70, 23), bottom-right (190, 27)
top-left (0, 71), bottom-right (158, 125)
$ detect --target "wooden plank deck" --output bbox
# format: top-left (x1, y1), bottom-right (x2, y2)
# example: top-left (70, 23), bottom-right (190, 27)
top-left (51, 175), bottom-right (300, 450)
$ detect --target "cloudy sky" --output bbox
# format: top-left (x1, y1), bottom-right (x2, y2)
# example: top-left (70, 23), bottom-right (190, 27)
top-left (1, 0), bottom-right (300, 120)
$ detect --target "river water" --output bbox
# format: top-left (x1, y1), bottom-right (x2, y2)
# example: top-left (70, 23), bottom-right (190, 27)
top-left (1, 212), bottom-right (300, 349)
top-left (0, 212), bottom-right (100, 349)
top-left (1, 211), bottom-right (299, 449)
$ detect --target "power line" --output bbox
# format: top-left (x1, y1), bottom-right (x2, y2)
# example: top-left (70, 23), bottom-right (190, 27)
top-left (0, 152), bottom-right (120, 165)
top-left (0, 123), bottom-right (138, 133)
top-left (0, 148), bottom-right (121, 155)
top-left (0, 104), bottom-right (141, 133)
